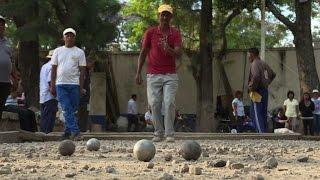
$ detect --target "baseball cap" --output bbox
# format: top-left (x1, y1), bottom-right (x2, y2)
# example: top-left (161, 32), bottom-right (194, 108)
top-left (46, 50), bottom-right (54, 58)
top-left (313, 89), bottom-right (319, 93)
top-left (0, 15), bottom-right (5, 23)
top-left (63, 28), bottom-right (76, 36)
top-left (158, 4), bottom-right (173, 14)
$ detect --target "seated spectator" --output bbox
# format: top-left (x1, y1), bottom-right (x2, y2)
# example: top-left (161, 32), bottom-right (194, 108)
top-left (4, 90), bottom-right (37, 132)
top-left (144, 106), bottom-right (154, 131)
top-left (273, 108), bottom-right (288, 129)
top-left (299, 92), bottom-right (315, 136)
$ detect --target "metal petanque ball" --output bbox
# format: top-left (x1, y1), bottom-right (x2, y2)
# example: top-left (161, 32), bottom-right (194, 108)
top-left (59, 140), bottom-right (76, 156)
top-left (86, 138), bottom-right (100, 151)
top-left (133, 139), bottom-right (156, 162)
top-left (180, 140), bottom-right (202, 161)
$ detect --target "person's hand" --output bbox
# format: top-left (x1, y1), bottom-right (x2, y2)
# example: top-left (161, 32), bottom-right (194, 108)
top-left (80, 88), bottom-right (87, 97)
top-left (50, 85), bottom-right (56, 97)
top-left (135, 73), bottom-right (143, 85)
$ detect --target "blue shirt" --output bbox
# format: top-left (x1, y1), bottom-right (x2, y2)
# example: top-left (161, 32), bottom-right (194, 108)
top-left (312, 97), bottom-right (320, 115)
top-left (232, 98), bottom-right (245, 117)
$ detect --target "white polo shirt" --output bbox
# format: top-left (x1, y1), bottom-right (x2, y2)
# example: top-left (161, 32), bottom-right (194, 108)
top-left (39, 61), bottom-right (55, 103)
top-left (51, 46), bottom-right (86, 85)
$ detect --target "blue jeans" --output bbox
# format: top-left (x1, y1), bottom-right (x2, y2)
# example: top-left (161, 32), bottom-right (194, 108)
top-left (250, 88), bottom-right (268, 133)
top-left (56, 84), bottom-right (80, 135)
top-left (40, 99), bottom-right (58, 134)
top-left (314, 114), bottom-right (320, 134)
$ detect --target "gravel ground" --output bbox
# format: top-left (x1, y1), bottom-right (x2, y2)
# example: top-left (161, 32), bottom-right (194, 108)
top-left (0, 139), bottom-right (320, 179)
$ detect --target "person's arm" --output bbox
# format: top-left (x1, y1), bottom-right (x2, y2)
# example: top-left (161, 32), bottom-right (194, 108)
top-left (79, 66), bottom-right (86, 96)
top-left (232, 102), bottom-right (237, 116)
top-left (50, 65), bottom-right (57, 96)
top-left (136, 29), bottom-right (151, 85)
top-left (248, 62), bottom-right (261, 91)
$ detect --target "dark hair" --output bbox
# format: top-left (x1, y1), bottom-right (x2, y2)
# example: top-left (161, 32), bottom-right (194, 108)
top-left (131, 94), bottom-right (137, 99)
top-left (248, 48), bottom-right (259, 56)
top-left (287, 90), bottom-right (294, 98)
top-left (302, 92), bottom-right (311, 101)
top-left (235, 90), bottom-right (242, 97)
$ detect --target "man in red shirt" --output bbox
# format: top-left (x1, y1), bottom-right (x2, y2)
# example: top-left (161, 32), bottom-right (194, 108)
top-left (135, 4), bottom-right (182, 142)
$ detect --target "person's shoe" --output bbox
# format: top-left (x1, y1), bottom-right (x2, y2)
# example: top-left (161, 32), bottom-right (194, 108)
top-left (70, 133), bottom-right (84, 141)
top-left (61, 132), bottom-right (71, 140)
top-left (152, 136), bottom-right (164, 142)
top-left (165, 136), bottom-right (175, 143)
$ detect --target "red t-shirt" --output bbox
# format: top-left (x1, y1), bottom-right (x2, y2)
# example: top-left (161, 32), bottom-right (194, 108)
top-left (142, 26), bottom-right (182, 74)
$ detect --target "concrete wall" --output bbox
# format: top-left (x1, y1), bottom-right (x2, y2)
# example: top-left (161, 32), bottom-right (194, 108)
top-left (110, 48), bottom-right (320, 114)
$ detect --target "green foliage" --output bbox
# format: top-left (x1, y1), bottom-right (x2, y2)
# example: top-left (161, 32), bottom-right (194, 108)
top-left (0, 0), bottom-right (121, 51)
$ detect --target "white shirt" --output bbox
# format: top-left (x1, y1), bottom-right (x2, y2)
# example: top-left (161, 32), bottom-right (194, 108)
top-left (232, 98), bottom-right (245, 117)
top-left (283, 98), bottom-right (299, 117)
top-left (145, 111), bottom-right (152, 122)
top-left (51, 46), bottom-right (86, 85)
top-left (39, 61), bottom-right (55, 103)
top-left (127, 98), bottom-right (137, 114)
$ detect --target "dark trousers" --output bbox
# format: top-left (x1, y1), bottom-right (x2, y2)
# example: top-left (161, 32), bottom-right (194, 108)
top-left (236, 116), bottom-right (246, 133)
top-left (250, 88), bottom-right (268, 133)
top-left (5, 105), bottom-right (37, 132)
top-left (40, 99), bottom-right (58, 134)
top-left (78, 103), bottom-right (89, 132)
top-left (127, 114), bottom-right (138, 132)
top-left (0, 82), bottom-right (11, 119)
top-left (302, 118), bottom-right (314, 136)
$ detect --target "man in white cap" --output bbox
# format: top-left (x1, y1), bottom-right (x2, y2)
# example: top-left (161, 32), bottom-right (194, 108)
top-left (312, 89), bottom-right (320, 135)
top-left (39, 50), bottom-right (58, 134)
top-left (50, 28), bottom-right (86, 140)
top-left (0, 15), bottom-right (13, 119)
top-left (135, 4), bottom-right (182, 142)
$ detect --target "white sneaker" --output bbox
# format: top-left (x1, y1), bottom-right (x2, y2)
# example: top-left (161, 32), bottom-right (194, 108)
top-left (166, 137), bottom-right (175, 143)
top-left (152, 136), bottom-right (163, 142)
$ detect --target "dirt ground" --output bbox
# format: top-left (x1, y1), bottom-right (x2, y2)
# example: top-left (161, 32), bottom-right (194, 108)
top-left (0, 139), bottom-right (320, 180)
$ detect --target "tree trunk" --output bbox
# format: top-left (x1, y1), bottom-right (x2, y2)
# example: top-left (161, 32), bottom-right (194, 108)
top-left (266, 0), bottom-right (320, 95)
top-left (196, 0), bottom-right (215, 132)
top-left (294, 0), bottom-right (319, 93)
top-left (18, 41), bottom-right (40, 108)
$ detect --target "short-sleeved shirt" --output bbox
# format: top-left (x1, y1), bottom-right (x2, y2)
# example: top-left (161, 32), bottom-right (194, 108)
top-left (283, 98), bottom-right (299, 117)
top-left (232, 98), bottom-right (245, 117)
top-left (0, 38), bottom-right (12, 83)
top-left (51, 46), bottom-right (86, 85)
top-left (142, 26), bottom-right (182, 74)
top-left (312, 97), bottom-right (320, 115)
top-left (145, 111), bottom-right (152, 123)
top-left (127, 98), bottom-right (137, 115)
top-left (39, 61), bottom-right (55, 103)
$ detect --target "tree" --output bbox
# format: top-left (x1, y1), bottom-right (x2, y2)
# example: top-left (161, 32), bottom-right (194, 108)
top-left (1, 0), bottom-right (121, 115)
top-left (196, 0), bottom-right (214, 132)
top-left (266, 0), bottom-right (320, 93)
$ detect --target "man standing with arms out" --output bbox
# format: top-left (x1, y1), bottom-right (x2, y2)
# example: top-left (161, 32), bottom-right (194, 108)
top-left (50, 28), bottom-right (86, 140)
top-left (127, 94), bottom-right (138, 132)
top-left (39, 50), bottom-right (58, 134)
top-left (0, 15), bottom-right (13, 119)
top-left (248, 48), bottom-right (276, 133)
top-left (135, 4), bottom-right (182, 142)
